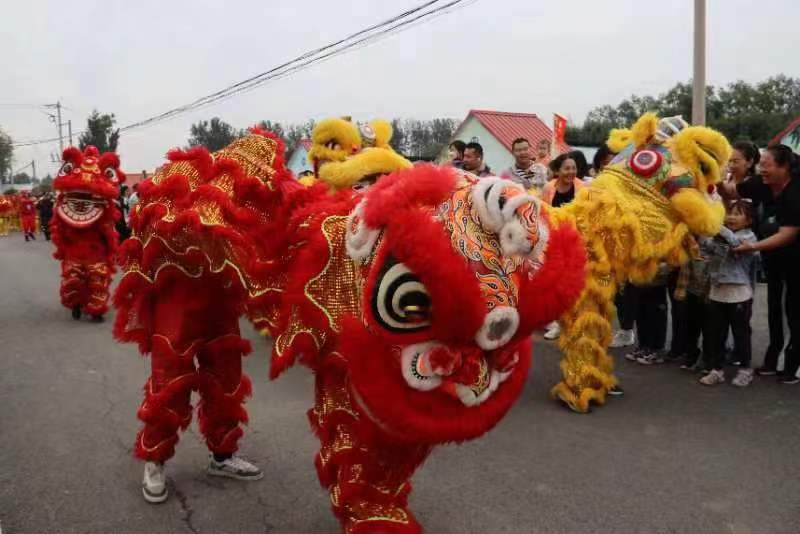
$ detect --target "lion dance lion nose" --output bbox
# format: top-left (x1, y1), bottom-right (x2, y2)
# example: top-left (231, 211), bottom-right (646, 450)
top-left (475, 306), bottom-right (519, 350)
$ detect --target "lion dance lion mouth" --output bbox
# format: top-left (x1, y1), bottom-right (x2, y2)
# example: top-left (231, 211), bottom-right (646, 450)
top-left (57, 191), bottom-right (108, 228)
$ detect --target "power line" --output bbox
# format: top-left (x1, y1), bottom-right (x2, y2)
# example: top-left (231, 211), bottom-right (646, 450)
top-left (10, 0), bottom-right (474, 148)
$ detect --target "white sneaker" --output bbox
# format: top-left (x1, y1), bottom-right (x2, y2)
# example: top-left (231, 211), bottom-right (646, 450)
top-left (699, 369), bottom-right (725, 386)
top-left (610, 329), bottom-right (635, 348)
top-left (142, 461), bottom-right (168, 504)
top-left (636, 352), bottom-right (665, 365)
top-left (543, 322), bottom-right (561, 340)
top-left (732, 368), bottom-right (754, 387)
top-left (207, 455), bottom-right (263, 481)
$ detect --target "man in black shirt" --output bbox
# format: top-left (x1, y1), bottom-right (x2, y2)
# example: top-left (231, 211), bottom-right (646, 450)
top-left (735, 145), bottom-right (800, 382)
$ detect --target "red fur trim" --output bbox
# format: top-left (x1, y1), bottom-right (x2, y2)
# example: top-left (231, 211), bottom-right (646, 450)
top-left (361, 164), bottom-right (457, 228)
top-left (343, 319), bottom-right (533, 444)
top-left (516, 217), bottom-right (587, 334)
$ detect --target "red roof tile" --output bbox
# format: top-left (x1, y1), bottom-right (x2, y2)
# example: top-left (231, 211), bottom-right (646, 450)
top-left (465, 109), bottom-right (570, 154)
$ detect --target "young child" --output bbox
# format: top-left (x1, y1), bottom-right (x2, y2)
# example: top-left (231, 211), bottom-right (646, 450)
top-left (699, 200), bottom-right (759, 386)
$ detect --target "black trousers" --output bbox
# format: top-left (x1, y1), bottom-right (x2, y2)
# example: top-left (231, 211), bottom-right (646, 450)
top-left (616, 284), bottom-right (637, 331)
top-left (668, 271), bottom-right (689, 356)
top-left (684, 293), bottom-right (712, 363)
top-left (40, 216), bottom-right (51, 240)
top-left (783, 270), bottom-right (800, 377)
top-left (705, 299), bottom-right (752, 370)
top-left (762, 256), bottom-right (787, 371)
top-left (634, 284), bottom-right (668, 351)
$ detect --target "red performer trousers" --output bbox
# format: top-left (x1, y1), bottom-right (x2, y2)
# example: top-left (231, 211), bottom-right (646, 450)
top-left (135, 275), bottom-right (252, 463)
top-left (60, 261), bottom-right (112, 316)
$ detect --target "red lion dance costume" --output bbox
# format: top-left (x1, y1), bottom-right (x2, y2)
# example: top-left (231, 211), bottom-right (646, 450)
top-left (115, 126), bottom-right (586, 531)
top-left (52, 145), bottom-right (124, 320)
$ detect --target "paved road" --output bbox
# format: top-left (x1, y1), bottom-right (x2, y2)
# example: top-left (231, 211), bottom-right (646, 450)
top-left (1, 235), bottom-right (798, 534)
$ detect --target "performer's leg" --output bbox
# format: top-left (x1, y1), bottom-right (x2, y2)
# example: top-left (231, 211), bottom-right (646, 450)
top-left (311, 362), bottom-right (430, 534)
top-left (83, 263), bottom-right (112, 318)
top-left (196, 332), bottom-right (253, 459)
top-left (60, 261), bottom-right (86, 316)
top-left (135, 335), bottom-right (197, 463)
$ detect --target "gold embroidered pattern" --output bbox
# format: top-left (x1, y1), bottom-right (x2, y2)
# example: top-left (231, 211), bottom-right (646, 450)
top-left (305, 216), bottom-right (361, 332)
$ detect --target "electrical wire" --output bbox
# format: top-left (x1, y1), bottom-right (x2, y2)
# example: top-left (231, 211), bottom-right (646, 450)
top-left (10, 0), bottom-right (474, 147)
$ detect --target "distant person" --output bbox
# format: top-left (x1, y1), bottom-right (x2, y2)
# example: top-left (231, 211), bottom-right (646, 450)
top-left (127, 183), bottom-right (140, 225)
top-left (448, 140), bottom-right (466, 169)
top-left (592, 143), bottom-right (616, 175)
top-left (542, 154), bottom-right (585, 208)
top-left (535, 138), bottom-right (552, 167)
top-left (541, 154), bottom-right (585, 341)
top-left (506, 137), bottom-right (548, 194)
top-left (734, 145), bottom-right (800, 383)
top-left (116, 185), bottom-right (130, 241)
top-left (19, 191), bottom-right (36, 242)
top-left (462, 142), bottom-right (491, 177)
top-left (37, 192), bottom-right (54, 241)
top-left (567, 150), bottom-right (590, 183)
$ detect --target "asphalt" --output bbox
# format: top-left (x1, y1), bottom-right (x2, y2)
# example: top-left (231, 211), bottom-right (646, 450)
top-left (0, 234), bottom-right (798, 534)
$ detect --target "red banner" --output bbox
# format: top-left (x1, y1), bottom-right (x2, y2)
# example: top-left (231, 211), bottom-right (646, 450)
top-left (553, 114), bottom-right (567, 145)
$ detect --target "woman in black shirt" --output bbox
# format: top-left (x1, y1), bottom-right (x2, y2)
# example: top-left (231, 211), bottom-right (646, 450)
top-left (735, 145), bottom-right (800, 383)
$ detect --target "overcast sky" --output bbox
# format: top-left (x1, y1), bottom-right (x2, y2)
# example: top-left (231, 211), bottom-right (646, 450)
top-left (1, 0), bottom-right (798, 176)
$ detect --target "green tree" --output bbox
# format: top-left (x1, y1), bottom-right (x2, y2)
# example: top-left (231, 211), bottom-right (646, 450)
top-left (568, 75), bottom-right (800, 147)
top-left (187, 117), bottom-right (239, 152)
top-left (12, 172), bottom-right (31, 184)
top-left (78, 110), bottom-right (120, 153)
top-left (0, 127), bottom-right (12, 184)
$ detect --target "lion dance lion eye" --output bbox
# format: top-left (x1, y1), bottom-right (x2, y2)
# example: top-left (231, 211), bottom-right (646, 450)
top-left (104, 168), bottom-right (118, 183)
top-left (58, 162), bottom-right (73, 176)
top-left (372, 261), bottom-right (432, 332)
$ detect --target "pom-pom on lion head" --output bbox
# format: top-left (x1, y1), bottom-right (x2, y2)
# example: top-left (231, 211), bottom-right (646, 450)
top-left (308, 117), bottom-right (412, 191)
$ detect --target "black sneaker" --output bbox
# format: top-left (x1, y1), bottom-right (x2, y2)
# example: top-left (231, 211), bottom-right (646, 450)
top-left (71, 307), bottom-right (82, 320)
top-left (756, 367), bottom-right (777, 376)
top-left (778, 376), bottom-right (800, 385)
top-left (91, 315), bottom-right (104, 323)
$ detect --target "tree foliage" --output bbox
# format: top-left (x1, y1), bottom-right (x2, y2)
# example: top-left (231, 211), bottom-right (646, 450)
top-left (187, 117), bottom-right (239, 152)
top-left (12, 172), bottom-right (31, 184)
top-left (566, 75), bottom-right (800, 147)
top-left (187, 117), bottom-right (457, 162)
top-left (78, 110), bottom-right (120, 153)
top-left (0, 127), bottom-right (12, 183)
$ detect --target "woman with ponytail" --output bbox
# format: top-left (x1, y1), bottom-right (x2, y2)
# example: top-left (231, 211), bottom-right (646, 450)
top-left (735, 144), bottom-right (800, 383)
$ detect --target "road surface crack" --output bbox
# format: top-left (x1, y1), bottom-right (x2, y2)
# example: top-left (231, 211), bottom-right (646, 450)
top-left (171, 482), bottom-right (200, 534)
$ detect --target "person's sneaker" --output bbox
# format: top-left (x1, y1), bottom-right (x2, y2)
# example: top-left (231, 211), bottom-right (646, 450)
top-left (778, 376), bottom-right (800, 385)
top-left (637, 352), bottom-right (665, 365)
top-left (71, 307), bottom-right (81, 320)
top-left (625, 348), bottom-right (644, 362)
top-left (142, 461), bottom-right (168, 504)
top-left (607, 385), bottom-right (624, 397)
top-left (543, 322), bottom-right (561, 340)
top-left (207, 455), bottom-right (263, 481)
top-left (610, 329), bottom-right (635, 348)
top-left (756, 367), bottom-right (777, 376)
top-left (732, 368), bottom-right (754, 387)
top-left (699, 369), bottom-right (725, 385)
top-left (91, 314), bottom-right (104, 323)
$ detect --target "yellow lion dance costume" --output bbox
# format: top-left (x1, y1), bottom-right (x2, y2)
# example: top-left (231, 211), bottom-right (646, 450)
top-left (549, 113), bottom-right (731, 413)
top-left (302, 117), bottom-right (411, 190)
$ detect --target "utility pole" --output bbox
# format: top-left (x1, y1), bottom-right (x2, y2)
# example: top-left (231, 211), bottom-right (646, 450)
top-left (31, 160), bottom-right (36, 181)
top-left (68, 120), bottom-right (73, 146)
top-left (692, 0), bottom-right (707, 125)
top-left (56, 101), bottom-right (64, 153)
top-left (45, 101), bottom-right (66, 153)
